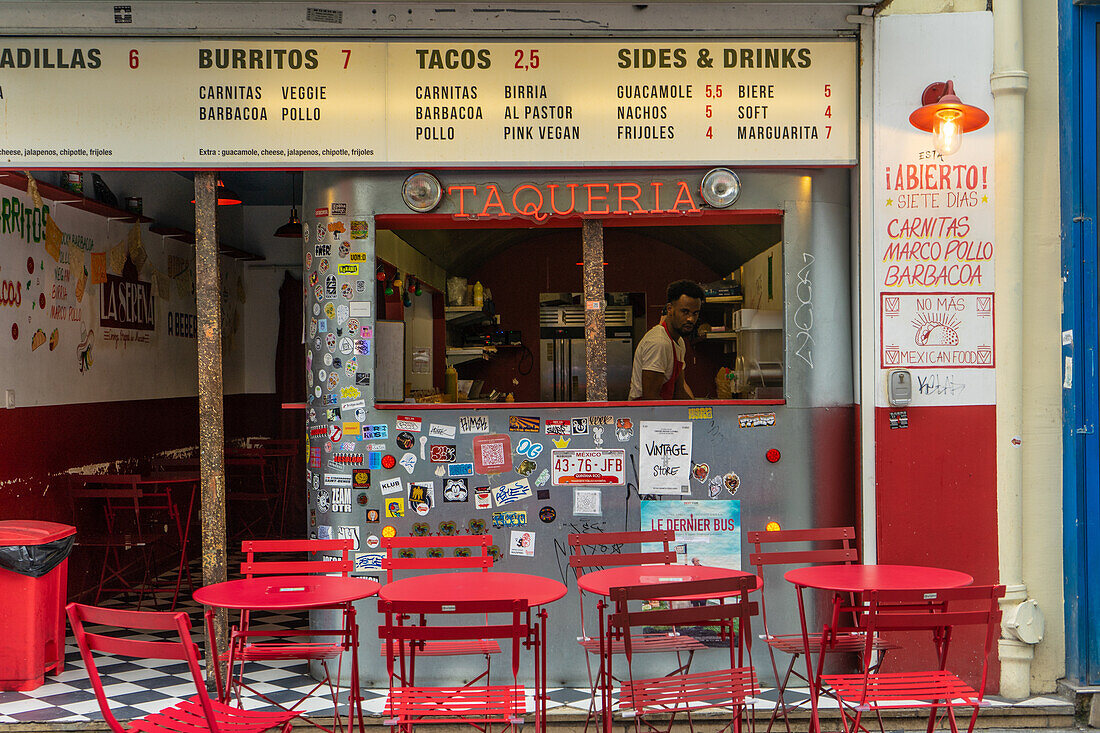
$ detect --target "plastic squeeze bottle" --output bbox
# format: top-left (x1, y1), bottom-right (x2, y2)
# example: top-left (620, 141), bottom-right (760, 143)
top-left (444, 364), bottom-right (459, 402)
top-left (473, 281), bottom-right (484, 308)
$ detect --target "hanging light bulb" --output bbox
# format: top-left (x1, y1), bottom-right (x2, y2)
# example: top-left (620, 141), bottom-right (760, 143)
top-left (273, 172), bottom-right (303, 238)
top-left (932, 109), bottom-right (963, 156)
top-left (384, 278), bottom-right (394, 296)
top-left (415, 280), bottom-right (423, 296)
top-left (376, 265), bottom-right (387, 282)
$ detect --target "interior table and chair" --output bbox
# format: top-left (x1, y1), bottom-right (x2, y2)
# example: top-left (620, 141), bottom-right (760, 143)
top-left (783, 561), bottom-right (976, 733)
top-left (67, 470), bottom-right (200, 609)
top-left (193, 539), bottom-right (379, 733)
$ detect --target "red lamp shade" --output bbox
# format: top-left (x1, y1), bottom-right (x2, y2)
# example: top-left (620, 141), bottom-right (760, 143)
top-left (191, 179), bottom-right (243, 206)
top-left (908, 80), bottom-right (988, 156)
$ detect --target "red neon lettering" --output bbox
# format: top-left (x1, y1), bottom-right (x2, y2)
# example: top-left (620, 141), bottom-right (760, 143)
top-left (512, 184), bottom-right (547, 222)
top-left (650, 181), bottom-right (663, 213)
top-left (615, 182), bottom-right (644, 213)
top-left (583, 183), bottom-right (610, 215)
top-left (670, 181), bottom-right (700, 212)
top-left (448, 185), bottom-right (477, 218)
top-left (548, 183), bottom-right (578, 216)
top-left (480, 184), bottom-right (507, 217)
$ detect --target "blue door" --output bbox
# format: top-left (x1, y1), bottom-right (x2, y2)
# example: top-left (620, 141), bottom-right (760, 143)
top-left (1062, 0), bottom-right (1100, 687)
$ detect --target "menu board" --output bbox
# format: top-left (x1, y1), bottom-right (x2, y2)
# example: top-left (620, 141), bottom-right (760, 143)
top-left (0, 39), bottom-right (856, 167)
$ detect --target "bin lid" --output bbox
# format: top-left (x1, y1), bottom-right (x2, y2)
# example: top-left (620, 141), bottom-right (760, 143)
top-left (0, 520), bottom-right (76, 545)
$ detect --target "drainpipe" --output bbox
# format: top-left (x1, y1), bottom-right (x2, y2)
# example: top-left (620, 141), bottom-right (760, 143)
top-left (990, 0), bottom-right (1039, 700)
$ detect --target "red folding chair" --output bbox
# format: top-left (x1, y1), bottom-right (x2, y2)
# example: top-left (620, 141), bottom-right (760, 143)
top-left (820, 585), bottom-right (1006, 733)
top-left (67, 602), bottom-right (299, 733)
top-left (568, 530), bottom-right (705, 732)
top-left (379, 598), bottom-right (529, 733)
top-left (226, 453), bottom-right (280, 538)
top-left (607, 576), bottom-right (760, 733)
top-left (748, 526), bottom-right (900, 733)
top-left (379, 534), bottom-right (499, 670)
top-left (207, 538), bottom-right (354, 730)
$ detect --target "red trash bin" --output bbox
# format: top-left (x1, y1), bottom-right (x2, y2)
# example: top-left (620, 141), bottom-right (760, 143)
top-left (0, 520), bottom-right (77, 690)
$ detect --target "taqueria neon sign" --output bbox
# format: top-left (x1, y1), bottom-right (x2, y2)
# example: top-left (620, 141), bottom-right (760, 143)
top-left (447, 180), bottom-right (702, 222)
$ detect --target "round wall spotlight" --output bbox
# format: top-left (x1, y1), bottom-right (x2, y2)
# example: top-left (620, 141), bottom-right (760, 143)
top-left (402, 172), bottom-right (443, 212)
top-left (700, 167), bottom-right (741, 208)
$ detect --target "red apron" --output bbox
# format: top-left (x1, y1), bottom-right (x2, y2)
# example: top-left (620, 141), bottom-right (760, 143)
top-left (660, 320), bottom-right (684, 399)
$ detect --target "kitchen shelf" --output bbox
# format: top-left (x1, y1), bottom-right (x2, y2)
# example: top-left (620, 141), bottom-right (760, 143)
top-left (445, 306), bottom-right (494, 328)
top-left (703, 332), bottom-right (738, 341)
top-left (446, 346), bottom-right (498, 365)
top-left (705, 295), bottom-right (743, 305)
top-left (0, 172), bottom-right (263, 261)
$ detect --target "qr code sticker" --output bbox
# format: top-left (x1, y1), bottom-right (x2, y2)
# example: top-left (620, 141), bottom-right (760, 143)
top-left (480, 442), bottom-right (505, 465)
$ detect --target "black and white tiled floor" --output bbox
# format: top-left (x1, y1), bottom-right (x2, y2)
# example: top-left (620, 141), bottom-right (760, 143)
top-left (0, 584), bottom-right (1071, 724)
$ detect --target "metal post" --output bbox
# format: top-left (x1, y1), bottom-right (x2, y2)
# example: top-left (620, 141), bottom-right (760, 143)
top-left (195, 172), bottom-right (228, 685)
top-left (582, 219), bottom-right (607, 401)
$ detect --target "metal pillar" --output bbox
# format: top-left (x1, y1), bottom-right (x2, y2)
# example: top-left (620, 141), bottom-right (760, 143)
top-left (582, 219), bottom-right (607, 401)
top-left (195, 172), bottom-right (228, 684)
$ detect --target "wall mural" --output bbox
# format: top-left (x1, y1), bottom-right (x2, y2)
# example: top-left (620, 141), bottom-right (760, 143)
top-left (0, 175), bottom-right (245, 407)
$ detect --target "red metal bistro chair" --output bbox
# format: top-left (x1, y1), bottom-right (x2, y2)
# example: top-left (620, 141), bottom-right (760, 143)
top-left (225, 453), bottom-right (281, 539)
top-left (568, 530), bottom-right (705, 732)
top-left (380, 598), bottom-right (529, 733)
top-left (820, 585), bottom-right (1005, 733)
top-left (379, 534), bottom-right (498, 669)
top-left (67, 602), bottom-right (299, 733)
top-left (208, 539), bottom-right (354, 725)
top-left (748, 526), bottom-right (899, 733)
top-left (607, 576), bottom-right (760, 733)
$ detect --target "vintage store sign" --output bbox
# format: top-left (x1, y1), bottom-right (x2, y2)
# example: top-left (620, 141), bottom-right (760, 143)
top-left (0, 39), bottom-right (856, 167)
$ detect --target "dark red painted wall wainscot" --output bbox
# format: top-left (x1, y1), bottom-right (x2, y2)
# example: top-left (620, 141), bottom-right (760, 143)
top-left (875, 404), bottom-right (999, 690)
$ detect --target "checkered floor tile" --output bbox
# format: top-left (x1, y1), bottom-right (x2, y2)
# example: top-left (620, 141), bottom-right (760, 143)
top-left (0, 564), bottom-right (1071, 725)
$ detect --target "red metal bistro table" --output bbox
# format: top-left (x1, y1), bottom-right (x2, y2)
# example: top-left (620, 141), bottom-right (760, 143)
top-left (783, 564), bottom-right (974, 733)
top-left (577, 563), bottom-right (763, 598)
top-left (577, 564), bottom-right (761, 733)
top-left (194, 575), bottom-right (381, 733)
top-left (379, 572), bottom-right (567, 732)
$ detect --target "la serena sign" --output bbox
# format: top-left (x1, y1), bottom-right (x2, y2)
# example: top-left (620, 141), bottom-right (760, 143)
top-left (449, 179), bottom-right (704, 222)
top-left (100, 273), bottom-right (154, 331)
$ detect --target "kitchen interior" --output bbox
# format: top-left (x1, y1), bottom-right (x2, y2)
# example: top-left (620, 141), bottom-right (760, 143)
top-left (375, 219), bottom-right (785, 404)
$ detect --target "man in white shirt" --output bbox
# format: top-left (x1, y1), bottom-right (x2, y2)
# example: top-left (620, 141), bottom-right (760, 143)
top-left (628, 280), bottom-right (704, 400)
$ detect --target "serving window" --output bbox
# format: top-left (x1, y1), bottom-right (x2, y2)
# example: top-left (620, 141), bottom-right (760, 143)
top-left (372, 212), bottom-right (784, 405)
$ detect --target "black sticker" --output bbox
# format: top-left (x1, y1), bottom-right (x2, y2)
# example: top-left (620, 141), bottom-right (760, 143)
top-left (539, 506), bottom-right (556, 523)
top-left (396, 431), bottom-right (414, 450)
top-left (443, 478), bottom-right (469, 502)
top-left (536, 488), bottom-right (551, 500)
